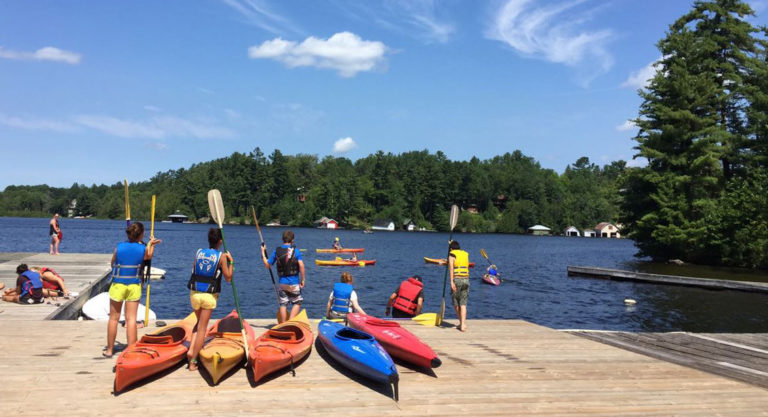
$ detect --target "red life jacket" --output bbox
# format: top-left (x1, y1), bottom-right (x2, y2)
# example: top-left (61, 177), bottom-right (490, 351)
top-left (393, 277), bottom-right (423, 315)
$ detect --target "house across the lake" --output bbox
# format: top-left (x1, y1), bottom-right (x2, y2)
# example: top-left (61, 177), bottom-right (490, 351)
top-left (527, 225), bottom-right (551, 236)
top-left (314, 217), bottom-right (338, 229)
top-left (564, 226), bottom-right (580, 237)
top-left (403, 219), bottom-right (417, 231)
top-left (167, 212), bottom-right (188, 223)
top-left (595, 222), bottom-right (621, 238)
top-left (372, 219), bottom-right (396, 231)
top-left (583, 229), bottom-right (597, 238)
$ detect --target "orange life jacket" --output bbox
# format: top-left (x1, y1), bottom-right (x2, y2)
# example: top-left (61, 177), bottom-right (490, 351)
top-left (393, 277), bottom-right (423, 315)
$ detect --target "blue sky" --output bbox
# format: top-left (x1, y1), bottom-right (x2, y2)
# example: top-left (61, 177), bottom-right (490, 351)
top-left (1, 0), bottom-right (766, 189)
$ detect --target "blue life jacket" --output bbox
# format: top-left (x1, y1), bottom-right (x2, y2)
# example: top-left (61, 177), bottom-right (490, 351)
top-left (20, 270), bottom-right (43, 297)
top-left (187, 248), bottom-right (222, 294)
top-left (111, 241), bottom-right (146, 285)
top-left (488, 267), bottom-right (498, 276)
top-left (330, 282), bottom-right (354, 316)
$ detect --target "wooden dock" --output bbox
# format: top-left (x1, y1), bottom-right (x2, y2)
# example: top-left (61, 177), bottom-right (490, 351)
top-left (1, 319), bottom-right (767, 416)
top-left (0, 252), bottom-right (112, 320)
top-left (568, 330), bottom-right (768, 390)
top-left (567, 265), bottom-right (768, 294)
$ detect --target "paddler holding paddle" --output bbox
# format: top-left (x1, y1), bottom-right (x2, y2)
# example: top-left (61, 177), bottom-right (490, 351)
top-left (104, 222), bottom-right (161, 358)
top-left (261, 230), bottom-right (306, 323)
top-left (185, 228), bottom-right (234, 371)
top-left (449, 240), bottom-right (470, 332)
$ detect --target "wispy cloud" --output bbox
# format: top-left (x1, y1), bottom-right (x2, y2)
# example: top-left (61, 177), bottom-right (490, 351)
top-left (1, 112), bottom-right (235, 139)
top-left (622, 59), bottom-right (659, 89)
top-left (338, 0), bottom-right (455, 43)
top-left (0, 46), bottom-right (82, 64)
top-left (615, 120), bottom-right (636, 132)
top-left (249, 32), bottom-right (389, 77)
top-left (220, 0), bottom-right (302, 35)
top-left (333, 137), bottom-right (357, 154)
top-left (486, 0), bottom-right (613, 84)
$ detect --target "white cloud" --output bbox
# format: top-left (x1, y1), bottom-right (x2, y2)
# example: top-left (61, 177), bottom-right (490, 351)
top-left (248, 32), bottom-right (388, 77)
top-left (1, 112), bottom-right (235, 139)
top-left (220, 0), bottom-right (302, 35)
top-left (333, 137), bottom-right (357, 154)
top-left (486, 0), bottom-right (613, 82)
top-left (0, 46), bottom-right (81, 64)
top-left (622, 59), bottom-right (659, 89)
top-left (339, 0), bottom-right (454, 43)
top-left (615, 120), bottom-right (636, 132)
top-left (0, 113), bottom-right (79, 132)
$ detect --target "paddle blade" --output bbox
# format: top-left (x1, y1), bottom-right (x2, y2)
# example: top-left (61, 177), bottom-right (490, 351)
top-left (449, 204), bottom-right (459, 230)
top-left (358, 261), bottom-right (365, 267)
top-left (480, 248), bottom-right (488, 259)
top-left (412, 312), bottom-right (438, 327)
top-left (150, 195), bottom-right (156, 239)
top-left (207, 189), bottom-right (225, 228)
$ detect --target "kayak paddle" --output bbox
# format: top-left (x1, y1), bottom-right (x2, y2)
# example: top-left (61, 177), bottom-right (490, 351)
top-left (412, 312), bottom-right (438, 327)
top-left (208, 189), bottom-right (250, 363)
top-left (124, 179), bottom-right (131, 228)
top-left (251, 206), bottom-right (281, 322)
top-left (438, 204), bottom-right (459, 326)
top-left (144, 194), bottom-right (156, 326)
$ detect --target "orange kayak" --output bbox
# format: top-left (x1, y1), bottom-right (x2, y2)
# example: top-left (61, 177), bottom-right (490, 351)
top-left (113, 313), bottom-right (197, 393)
top-left (423, 257), bottom-right (475, 267)
top-left (315, 259), bottom-right (376, 266)
top-left (249, 309), bottom-right (313, 383)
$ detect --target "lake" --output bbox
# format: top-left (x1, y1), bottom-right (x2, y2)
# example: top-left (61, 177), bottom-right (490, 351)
top-left (2, 216), bottom-right (767, 332)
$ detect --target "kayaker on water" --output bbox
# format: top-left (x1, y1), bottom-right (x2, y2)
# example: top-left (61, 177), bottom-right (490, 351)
top-left (326, 272), bottom-right (366, 320)
top-left (104, 222), bottom-right (161, 358)
top-left (262, 230), bottom-right (306, 323)
top-left (385, 275), bottom-right (424, 318)
top-left (449, 240), bottom-right (470, 332)
top-left (2, 264), bottom-right (45, 304)
top-left (186, 228), bottom-right (233, 371)
top-left (332, 236), bottom-right (342, 250)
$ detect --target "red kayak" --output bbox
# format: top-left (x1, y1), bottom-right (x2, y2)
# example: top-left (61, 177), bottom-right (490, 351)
top-left (114, 313), bottom-right (196, 392)
top-left (347, 313), bottom-right (441, 369)
top-left (482, 274), bottom-right (501, 286)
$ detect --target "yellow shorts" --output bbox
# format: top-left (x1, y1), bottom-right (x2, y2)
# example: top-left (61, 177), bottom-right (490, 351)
top-left (190, 291), bottom-right (219, 310)
top-left (109, 283), bottom-right (142, 302)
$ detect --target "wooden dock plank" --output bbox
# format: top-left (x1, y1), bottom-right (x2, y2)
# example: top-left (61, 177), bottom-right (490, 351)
top-left (0, 319), bottom-right (766, 416)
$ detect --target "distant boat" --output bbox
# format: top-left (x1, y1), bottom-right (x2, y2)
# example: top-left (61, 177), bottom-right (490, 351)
top-left (363, 230), bottom-right (373, 234)
top-left (167, 212), bottom-right (188, 223)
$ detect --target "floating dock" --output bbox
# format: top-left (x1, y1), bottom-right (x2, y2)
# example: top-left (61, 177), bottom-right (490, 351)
top-left (0, 252), bottom-right (112, 320)
top-left (567, 265), bottom-right (768, 294)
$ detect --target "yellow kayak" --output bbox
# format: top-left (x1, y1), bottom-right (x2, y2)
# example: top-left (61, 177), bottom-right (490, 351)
top-left (315, 259), bottom-right (376, 266)
top-left (198, 309), bottom-right (256, 384)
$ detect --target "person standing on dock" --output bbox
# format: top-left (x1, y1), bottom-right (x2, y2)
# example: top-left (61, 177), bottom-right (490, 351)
top-left (185, 228), bottom-right (233, 371)
top-left (386, 275), bottom-right (424, 318)
top-left (262, 230), bottom-right (306, 323)
top-left (49, 213), bottom-right (61, 255)
top-left (104, 222), bottom-right (161, 358)
top-left (449, 240), bottom-right (470, 332)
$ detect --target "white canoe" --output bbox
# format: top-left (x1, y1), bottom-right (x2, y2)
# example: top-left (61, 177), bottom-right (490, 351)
top-left (148, 267), bottom-right (166, 280)
top-left (81, 292), bottom-right (156, 322)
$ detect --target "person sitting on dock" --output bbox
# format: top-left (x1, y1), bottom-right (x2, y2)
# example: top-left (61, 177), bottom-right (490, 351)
top-left (2, 264), bottom-right (45, 304)
top-left (262, 230), bottom-right (306, 323)
top-left (326, 272), bottom-right (366, 320)
top-left (186, 228), bottom-right (233, 371)
top-left (386, 275), bottom-right (424, 318)
top-left (332, 237), bottom-right (342, 250)
top-left (449, 240), bottom-right (470, 332)
top-left (104, 222), bottom-right (161, 358)
top-left (30, 266), bottom-right (74, 298)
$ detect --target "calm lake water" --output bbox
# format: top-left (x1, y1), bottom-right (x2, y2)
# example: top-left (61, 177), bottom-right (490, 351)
top-left (2, 217), bottom-right (767, 332)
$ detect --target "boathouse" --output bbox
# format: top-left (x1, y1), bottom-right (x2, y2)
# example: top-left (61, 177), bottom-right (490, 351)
top-left (314, 217), bottom-right (338, 229)
top-left (583, 229), bottom-right (597, 237)
top-left (167, 212), bottom-right (188, 223)
top-left (372, 219), bottom-right (396, 231)
top-left (564, 226), bottom-right (580, 237)
top-left (403, 219), bottom-right (416, 231)
top-left (527, 225), bottom-right (551, 236)
top-left (595, 222), bottom-right (621, 238)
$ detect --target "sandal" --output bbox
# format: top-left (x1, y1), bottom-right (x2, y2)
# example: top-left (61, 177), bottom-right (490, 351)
top-left (102, 351), bottom-right (114, 358)
top-left (188, 358), bottom-right (198, 371)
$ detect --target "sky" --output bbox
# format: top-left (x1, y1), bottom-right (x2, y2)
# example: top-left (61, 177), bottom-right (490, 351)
top-left (1, 0), bottom-right (766, 189)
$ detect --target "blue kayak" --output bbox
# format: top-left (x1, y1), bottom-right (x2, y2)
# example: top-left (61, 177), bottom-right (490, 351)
top-left (317, 320), bottom-right (399, 397)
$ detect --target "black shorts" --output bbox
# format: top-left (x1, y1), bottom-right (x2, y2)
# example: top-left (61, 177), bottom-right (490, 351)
top-left (392, 308), bottom-right (414, 318)
top-left (20, 294), bottom-right (44, 304)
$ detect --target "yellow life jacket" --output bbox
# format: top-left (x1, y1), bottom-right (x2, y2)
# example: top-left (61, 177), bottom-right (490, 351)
top-left (450, 249), bottom-right (469, 277)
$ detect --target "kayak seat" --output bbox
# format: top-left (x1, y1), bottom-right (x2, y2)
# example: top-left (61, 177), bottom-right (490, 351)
top-left (218, 317), bottom-right (242, 333)
top-left (336, 328), bottom-right (373, 341)
top-left (140, 335), bottom-right (174, 345)
top-left (265, 326), bottom-right (302, 342)
top-left (150, 327), bottom-right (186, 343)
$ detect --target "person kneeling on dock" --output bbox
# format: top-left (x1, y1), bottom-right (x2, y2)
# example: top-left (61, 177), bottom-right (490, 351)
top-left (104, 222), bottom-right (161, 358)
top-left (262, 230), bottom-right (306, 323)
top-left (31, 266), bottom-right (75, 298)
top-left (326, 272), bottom-right (366, 320)
top-left (186, 228), bottom-right (233, 371)
top-left (385, 275), bottom-right (424, 318)
top-left (2, 264), bottom-right (45, 304)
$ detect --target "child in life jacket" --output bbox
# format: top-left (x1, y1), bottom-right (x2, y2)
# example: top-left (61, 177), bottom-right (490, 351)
top-left (3, 264), bottom-right (45, 304)
top-left (326, 272), bottom-right (366, 320)
top-left (386, 275), bottom-right (424, 318)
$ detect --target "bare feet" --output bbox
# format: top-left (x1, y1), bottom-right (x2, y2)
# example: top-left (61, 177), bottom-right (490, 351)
top-left (0, 283), bottom-right (5, 291)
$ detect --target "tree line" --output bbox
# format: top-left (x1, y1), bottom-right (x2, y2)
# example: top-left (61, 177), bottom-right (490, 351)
top-left (0, 149), bottom-right (626, 236)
